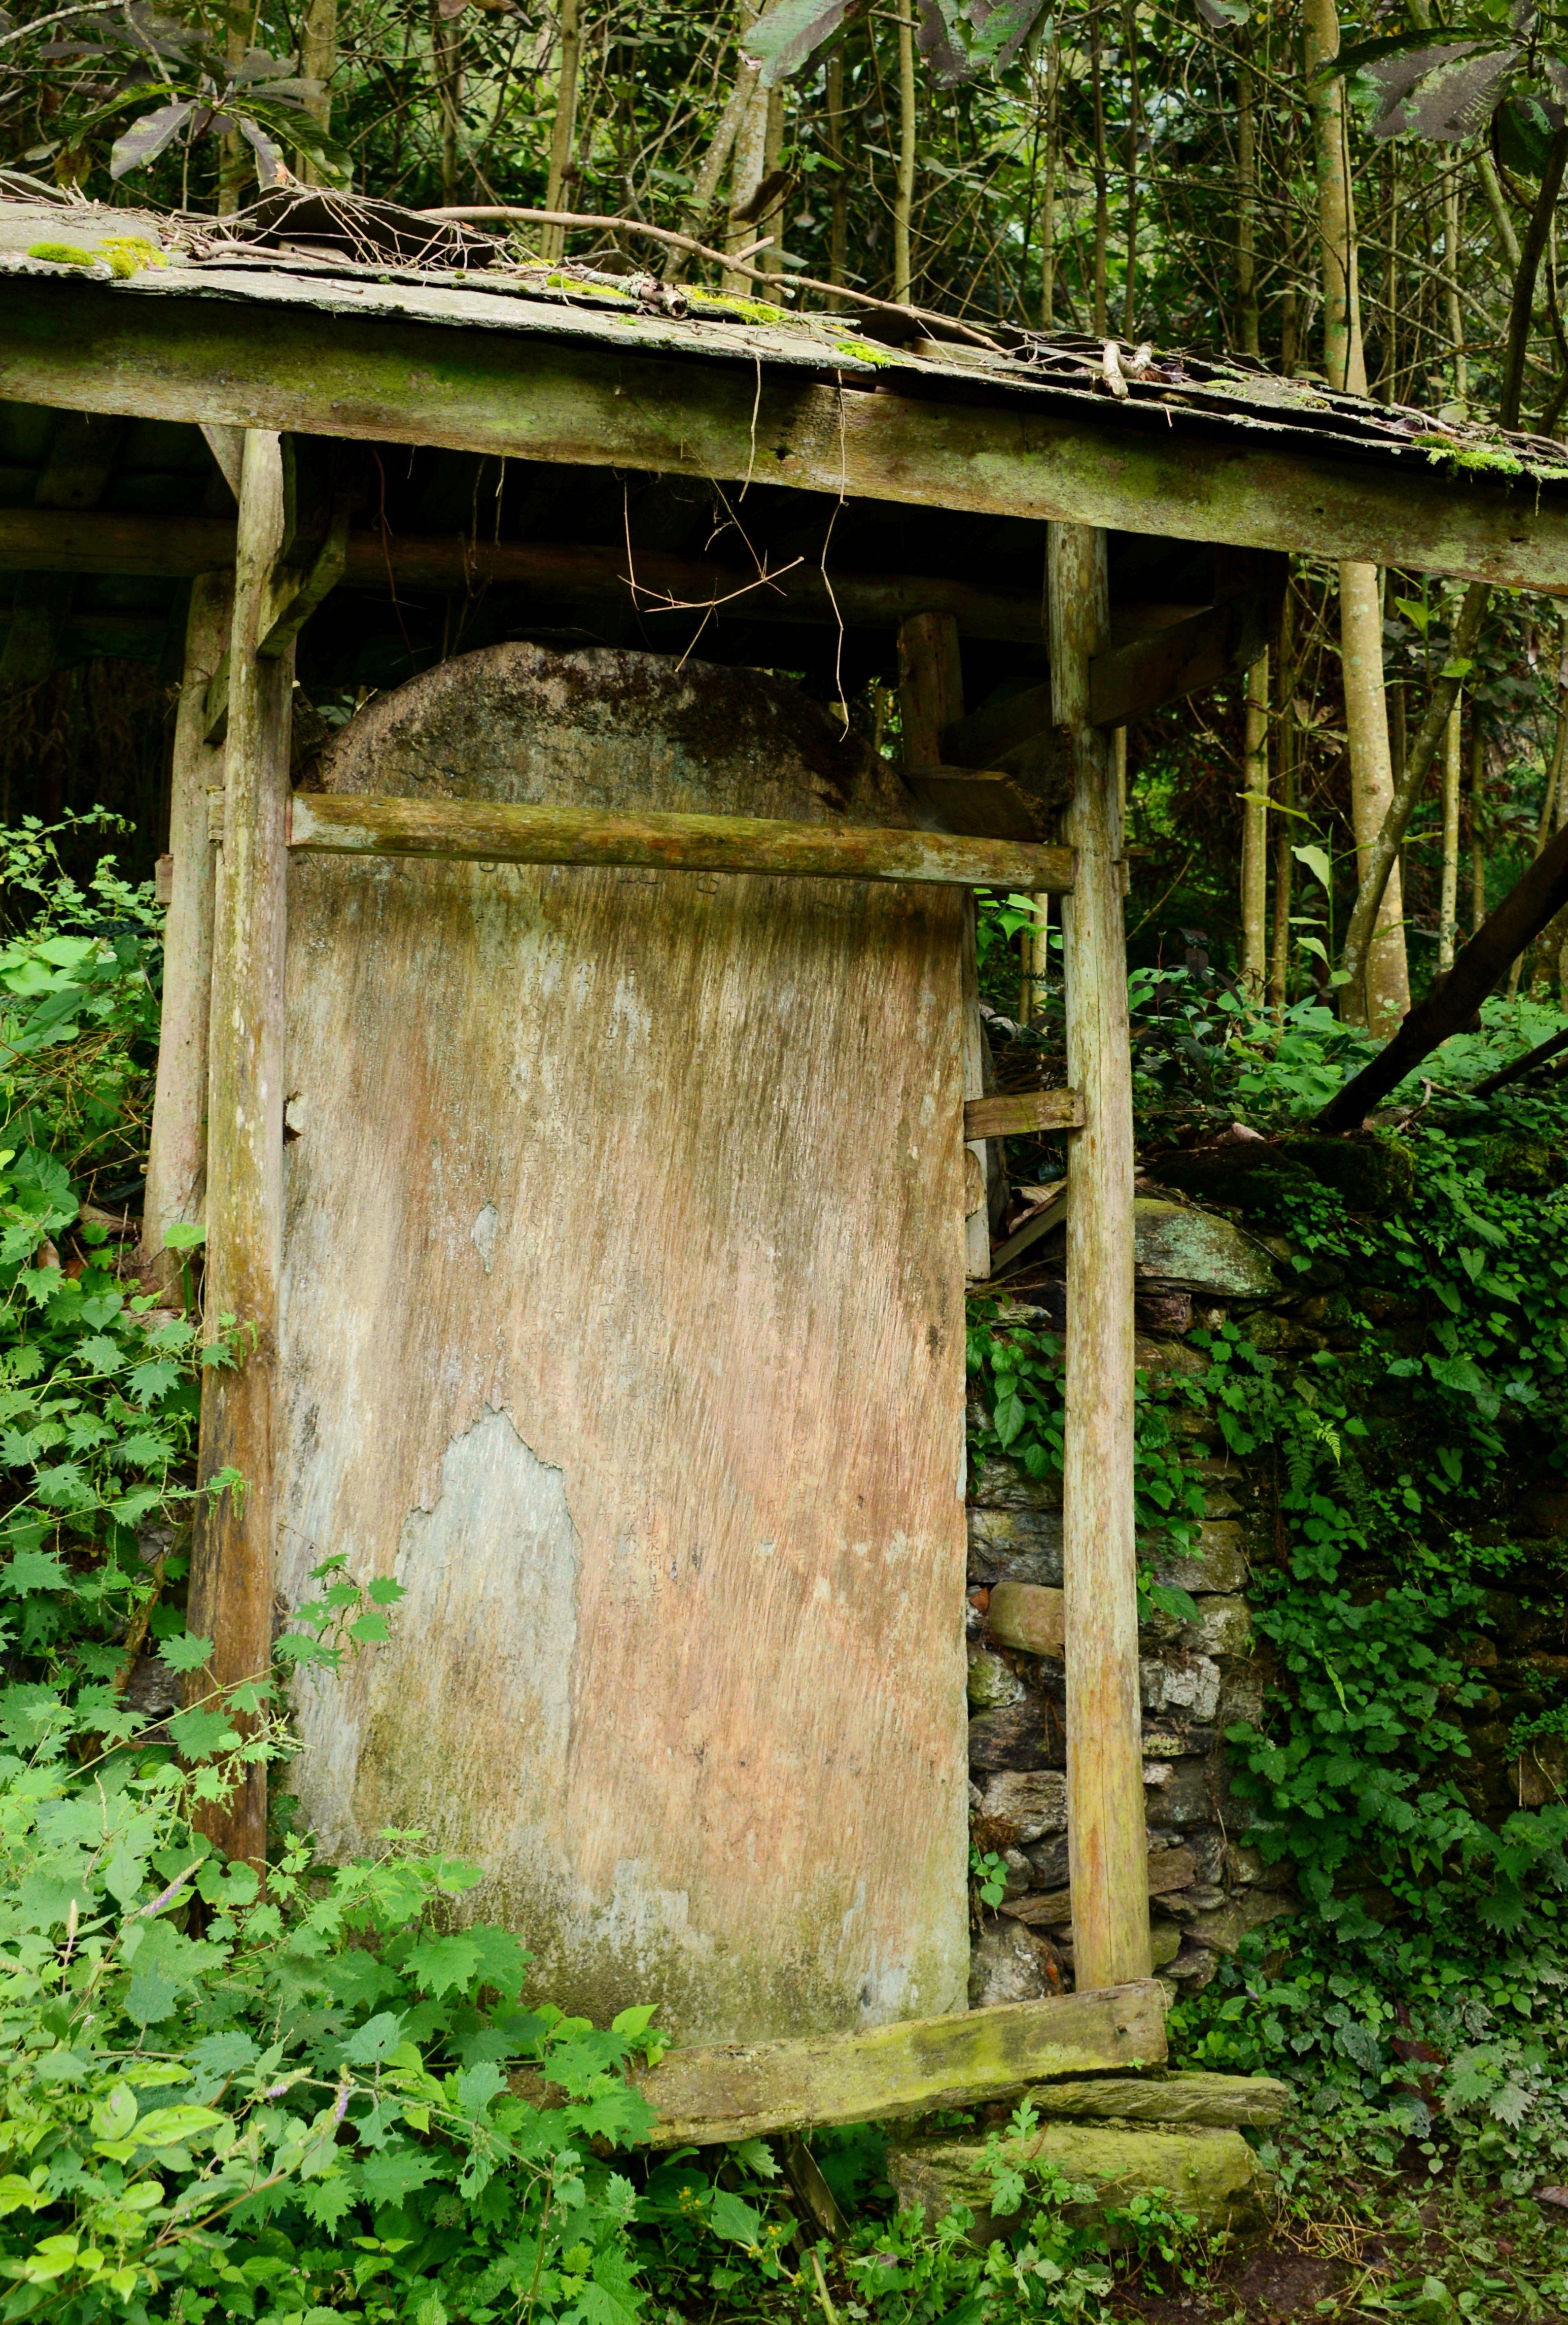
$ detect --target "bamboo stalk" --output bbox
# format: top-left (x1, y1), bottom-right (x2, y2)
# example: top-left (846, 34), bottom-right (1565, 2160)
top-left (1050, 519), bottom-right (1149, 1993)
top-left (141, 572), bottom-right (230, 1291)
top-left (185, 432), bottom-right (295, 1871)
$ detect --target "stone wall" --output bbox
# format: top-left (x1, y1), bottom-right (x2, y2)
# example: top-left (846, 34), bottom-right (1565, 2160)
top-left (965, 1194), bottom-right (1306, 2003)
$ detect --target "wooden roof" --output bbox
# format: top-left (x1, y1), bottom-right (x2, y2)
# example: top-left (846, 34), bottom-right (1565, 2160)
top-left (1, 188), bottom-right (1566, 600)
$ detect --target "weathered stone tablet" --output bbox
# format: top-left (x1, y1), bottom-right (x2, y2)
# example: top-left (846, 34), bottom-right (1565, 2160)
top-left (276, 642), bottom-right (971, 2043)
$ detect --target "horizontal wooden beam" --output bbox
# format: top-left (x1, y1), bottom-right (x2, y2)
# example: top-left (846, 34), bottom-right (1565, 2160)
top-left (627, 1981), bottom-right (1167, 2147)
top-left (0, 507), bottom-right (1044, 643)
top-left (3, 276), bottom-right (1566, 590)
top-left (964, 1089), bottom-right (1084, 1138)
top-left (288, 791), bottom-right (1076, 891)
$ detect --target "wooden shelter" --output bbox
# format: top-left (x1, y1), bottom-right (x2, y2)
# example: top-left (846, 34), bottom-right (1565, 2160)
top-left (5, 182), bottom-right (1567, 2078)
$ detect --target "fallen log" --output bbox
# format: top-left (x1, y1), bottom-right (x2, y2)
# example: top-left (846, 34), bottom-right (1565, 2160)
top-left (1317, 815), bottom-right (1568, 1131)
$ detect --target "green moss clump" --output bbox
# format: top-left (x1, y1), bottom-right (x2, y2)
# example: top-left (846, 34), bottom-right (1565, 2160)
top-left (28, 235), bottom-right (164, 280)
top-left (833, 335), bottom-right (893, 366)
top-left (683, 284), bottom-right (790, 324)
top-left (27, 241), bottom-right (97, 270)
top-left (1417, 434), bottom-right (1526, 478)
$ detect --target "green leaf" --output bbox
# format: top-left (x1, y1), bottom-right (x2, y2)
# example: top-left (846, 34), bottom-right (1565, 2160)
top-left (708, 2189), bottom-right (763, 2247)
top-left (161, 1219), bottom-right (205, 1250)
top-left (1292, 843), bottom-right (1334, 893)
top-left (156, 1630), bottom-right (214, 1673)
top-left (405, 1931), bottom-right (481, 1997)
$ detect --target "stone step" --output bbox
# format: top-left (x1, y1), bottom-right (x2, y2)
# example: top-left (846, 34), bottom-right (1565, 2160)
top-left (887, 2117), bottom-right (1270, 2242)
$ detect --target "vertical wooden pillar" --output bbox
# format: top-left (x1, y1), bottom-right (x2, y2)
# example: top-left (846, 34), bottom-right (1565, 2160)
top-left (1049, 521), bottom-right (1150, 1992)
top-left (185, 433), bottom-right (294, 1869)
top-left (142, 571), bottom-right (230, 1290)
top-left (898, 612), bottom-right (992, 1279)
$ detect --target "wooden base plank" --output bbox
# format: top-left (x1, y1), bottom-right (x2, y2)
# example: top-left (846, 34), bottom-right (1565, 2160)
top-left (628, 1981), bottom-right (1168, 2147)
top-left (287, 790), bottom-right (1075, 892)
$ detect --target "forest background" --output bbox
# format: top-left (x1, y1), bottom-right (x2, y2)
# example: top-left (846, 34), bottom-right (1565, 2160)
top-left (10, 0), bottom-right (1568, 1017)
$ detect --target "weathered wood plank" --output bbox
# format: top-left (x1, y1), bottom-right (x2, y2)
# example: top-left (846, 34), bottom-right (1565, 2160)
top-left (4, 275), bottom-right (1567, 588)
top-left (141, 570), bottom-right (229, 1290)
top-left (630, 1982), bottom-right (1168, 2146)
top-left (963, 1089), bottom-right (1084, 1139)
top-left (287, 789), bottom-right (1075, 891)
top-left (184, 432), bottom-right (293, 1870)
top-left (1051, 521), bottom-right (1151, 1992)
top-left (898, 616), bottom-right (998, 1278)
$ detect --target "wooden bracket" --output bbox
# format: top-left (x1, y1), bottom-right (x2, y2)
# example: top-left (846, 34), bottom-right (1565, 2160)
top-left (905, 766), bottom-right (1053, 842)
top-left (963, 1088), bottom-right (1084, 1139)
top-left (202, 494), bottom-right (350, 745)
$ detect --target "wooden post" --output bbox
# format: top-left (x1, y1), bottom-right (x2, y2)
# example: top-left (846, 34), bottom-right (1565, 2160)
top-left (141, 573), bottom-right (230, 1290)
top-left (1049, 521), bottom-right (1150, 1992)
top-left (185, 433), bottom-right (294, 1869)
top-left (898, 612), bottom-right (993, 1279)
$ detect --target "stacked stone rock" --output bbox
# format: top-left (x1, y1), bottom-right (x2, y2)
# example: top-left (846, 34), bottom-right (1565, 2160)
top-left (966, 1195), bottom-right (1299, 2004)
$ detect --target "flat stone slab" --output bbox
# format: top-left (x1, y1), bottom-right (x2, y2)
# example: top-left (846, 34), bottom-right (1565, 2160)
top-left (887, 2118), bottom-right (1270, 2240)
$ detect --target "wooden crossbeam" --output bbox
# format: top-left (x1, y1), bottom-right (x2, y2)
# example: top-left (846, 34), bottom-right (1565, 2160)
top-left (905, 766), bottom-right (1053, 841)
top-left (3, 274), bottom-right (1567, 590)
top-left (963, 1089), bottom-right (1084, 1138)
top-left (0, 509), bottom-right (1046, 644)
top-left (288, 790), bottom-right (1075, 891)
top-left (622, 1981), bottom-right (1168, 2147)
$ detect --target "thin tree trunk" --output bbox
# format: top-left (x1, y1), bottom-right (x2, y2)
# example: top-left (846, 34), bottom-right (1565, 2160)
top-left (1039, 39), bottom-right (1060, 328)
top-left (433, 0), bottom-right (463, 208)
top-left (1237, 36), bottom-right (1259, 355)
top-left (758, 85), bottom-right (785, 279)
top-left (1506, 661), bottom-right (1568, 999)
top-left (1339, 580), bottom-right (1487, 1017)
top-left (1122, 0), bottom-right (1139, 338)
top-left (219, 22), bottom-right (250, 213)
top-left (826, 50), bottom-right (848, 289)
top-left (725, 3), bottom-right (770, 294)
top-left (1444, 169), bottom-right (1468, 406)
top-left (894, 3), bottom-right (916, 303)
top-left (1500, 127), bottom-right (1568, 429)
top-left (673, 45), bottom-right (759, 279)
top-left (298, 0), bottom-right (338, 185)
top-left (540, 0), bottom-right (583, 264)
top-left (1091, 7), bottom-right (1108, 336)
top-left (1305, 0), bottom-right (1409, 1028)
top-left (1240, 650), bottom-right (1269, 995)
top-left (1438, 701), bottom-right (1461, 973)
top-left (1270, 590), bottom-right (1295, 1012)
top-left (1471, 724), bottom-right (1486, 935)
top-left (1303, 0), bottom-right (1359, 391)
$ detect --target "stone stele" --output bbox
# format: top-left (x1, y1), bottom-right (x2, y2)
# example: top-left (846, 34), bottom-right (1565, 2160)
top-left (276, 642), bottom-right (972, 2044)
